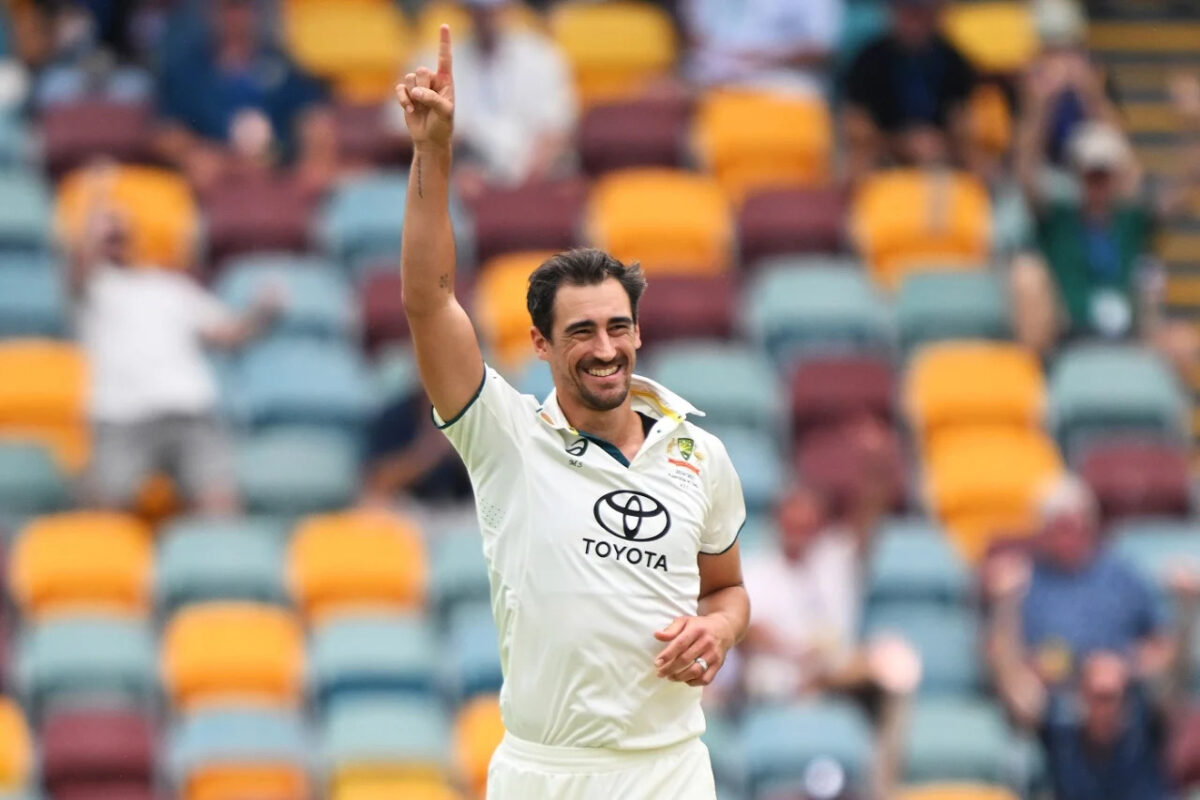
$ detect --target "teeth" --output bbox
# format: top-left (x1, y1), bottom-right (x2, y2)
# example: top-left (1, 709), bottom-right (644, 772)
top-left (586, 365), bottom-right (619, 377)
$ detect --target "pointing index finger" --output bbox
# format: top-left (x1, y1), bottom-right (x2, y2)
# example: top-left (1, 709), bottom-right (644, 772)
top-left (437, 24), bottom-right (453, 80)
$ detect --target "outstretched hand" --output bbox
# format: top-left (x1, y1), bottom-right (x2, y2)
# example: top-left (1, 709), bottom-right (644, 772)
top-left (396, 24), bottom-right (455, 148)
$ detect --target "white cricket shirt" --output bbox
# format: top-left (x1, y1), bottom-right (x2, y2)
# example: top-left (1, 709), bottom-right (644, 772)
top-left (435, 367), bottom-right (746, 750)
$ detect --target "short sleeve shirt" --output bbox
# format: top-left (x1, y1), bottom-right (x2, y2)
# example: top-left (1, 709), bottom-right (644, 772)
top-left (435, 367), bottom-right (746, 749)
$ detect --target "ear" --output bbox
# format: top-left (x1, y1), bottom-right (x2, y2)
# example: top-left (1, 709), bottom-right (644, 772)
top-left (632, 321), bottom-right (642, 351)
top-left (530, 325), bottom-right (551, 362)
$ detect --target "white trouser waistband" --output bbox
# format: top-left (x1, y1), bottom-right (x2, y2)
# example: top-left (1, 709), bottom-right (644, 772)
top-left (495, 732), bottom-right (701, 774)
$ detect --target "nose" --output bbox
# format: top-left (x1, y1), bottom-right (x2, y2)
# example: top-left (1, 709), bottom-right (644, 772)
top-left (592, 331), bottom-right (618, 362)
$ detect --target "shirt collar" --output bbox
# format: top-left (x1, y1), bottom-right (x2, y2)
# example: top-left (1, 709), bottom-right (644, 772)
top-left (536, 374), bottom-right (704, 433)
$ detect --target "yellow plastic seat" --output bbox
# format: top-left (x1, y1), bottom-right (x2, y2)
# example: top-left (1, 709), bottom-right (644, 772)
top-left (0, 339), bottom-right (89, 472)
top-left (550, 1), bottom-right (676, 106)
top-left (925, 426), bottom-right (1063, 562)
top-left (455, 695), bottom-right (504, 800)
top-left (10, 511), bottom-right (152, 619)
top-left (289, 510), bottom-right (428, 621)
top-left (851, 169), bottom-right (992, 290)
top-left (943, 2), bottom-right (1036, 74)
top-left (162, 602), bottom-right (305, 710)
top-left (56, 165), bottom-right (198, 270)
top-left (0, 699), bottom-right (32, 792)
top-left (694, 90), bottom-right (832, 203)
top-left (475, 251), bottom-right (552, 370)
top-left (904, 342), bottom-right (1045, 446)
top-left (334, 776), bottom-right (462, 800)
top-left (899, 783), bottom-right (1021, 800)
top-left (586, 168), bottom-right (733, 276)
top-left (415, 0), bottom-right (541, 47)
top-left (284, 0), bottom-right (410, 103)
top-left (186, 765), bottom-right (309, 800)
top-left (969, 83), bottom-right (1013, 156)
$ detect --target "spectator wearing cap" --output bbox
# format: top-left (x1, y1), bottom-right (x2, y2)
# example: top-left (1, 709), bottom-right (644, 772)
top-left (842, 0), bottom-right (977, 181)
top-left (155, 0), bottom-right (333, 193)
top-left (681, 0), bottom-right (842, 97)
top-left (396, 0), bottom-right (577, 196)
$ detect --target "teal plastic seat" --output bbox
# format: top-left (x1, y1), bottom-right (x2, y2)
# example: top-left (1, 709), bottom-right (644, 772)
top-left (863, 605), bottom-right (982, 696)
top-left (648, 341), bottom-right (783, 434)
top-left (742, 262), bottom-right (893, 367)
top-left (0, 258), bottom-right (68, 338)
top-left (430, 529), bottom-right (491, 621)
top-left (236, 339), bottom-right (374, 432)
top-left (706, 425), bottom-right (785, 514)
top-left (1048, 344), bottom-right (1188, 453)
top-left (236, 428), bottom-right (359, 516)
top-left (216, 254), bottom-right (357, 341)
top-left (317, 171), bottom-right (475, 276)
top-left (156, 517), bottom-right (288, 613)
top-left (321, 695), bottom-right (449, 773)
top-left (17, 615), bottom-right (156, 719)
top-left (0, 170), bottom-right (51, 253)
top-left (743, 698), bottom-right (874, 797)
top-left (310, 614), bottom-right (439, 707)
top-left (0, 442), bottom-right (71, 520)
top-left (903, 697), bottom-right (1020, 786)
top-left (1111, 519), bottom-right (1200, 620)
top-left (373, 345), bottom-right (420, 406)
top-left (447, 602), bottom-right (503, 703)
top-left (703, 710), bottom-right (746, 800)
top-left (167, 707), bottom-right (311, 788)
top-left (867, 518), bottom-right (971, 609)
top-left (0, 114), bottom-right (32, 169)
top-left (896, 270), bottom-right (1009, 354)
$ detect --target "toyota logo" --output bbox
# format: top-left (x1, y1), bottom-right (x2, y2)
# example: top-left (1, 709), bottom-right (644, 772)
top-left (593, 490), bottom-right (671, 542)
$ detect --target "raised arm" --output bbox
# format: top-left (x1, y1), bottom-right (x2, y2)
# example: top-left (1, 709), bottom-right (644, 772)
top-left (396, 25), bottom-right (485, 422)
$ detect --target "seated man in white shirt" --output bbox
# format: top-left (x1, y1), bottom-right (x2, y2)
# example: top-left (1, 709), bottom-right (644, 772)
top-left (71, 204), bottom-right (282, 515)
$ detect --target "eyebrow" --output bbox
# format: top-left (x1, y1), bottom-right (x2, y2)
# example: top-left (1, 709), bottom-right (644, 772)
top-left (563, 316), bottom-right (634, 336)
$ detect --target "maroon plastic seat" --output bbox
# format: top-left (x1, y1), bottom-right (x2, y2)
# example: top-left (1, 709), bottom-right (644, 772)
top-left (334, 102), bottom-right (412, 167)
top-left (795, 421), bottom-right (907, 515)
top-left (1170, 705), bottom-right (1200, 787)
top-left (361, 271), bottom-right (409, 353)
top-left (739, 186), bottom-right (847, 266)
top-left (635, 274), bottom-right (736, 347)
top-left (578, 96), bottom-right (692, 175)
top-left (203, 173), bottom-right (315, 270)
top-left (1079, 440), bottom-right (1192, 521)
top-left (40, 101), bottom-right (154, 178)
top-left (468, 179), bottom-right (587, 265)
top-left (41, 710), bottom-right (154, 796)
top-left (53, 784), bottom-right (157, 800)
top-left (790, 356), bottom-right (895, 440)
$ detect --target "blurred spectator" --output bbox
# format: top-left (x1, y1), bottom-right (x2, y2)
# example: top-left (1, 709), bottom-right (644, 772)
top-left (359, 391), bottom-right (472, 509)
top-left (154, 0), bottom-right (332, 193)
top-left (397, 0), bottom-right (577, 196)
top-left (681, 0), bottom-right (841, 96)
top-left (842, 0), bottom-right (977, 182)
top-left (740, 484), bottom-right (919, 701)
top-left (1010, 69), bottom-right (1200, 369)
top-left (985, 476), bottom-right (1172, 697)
top-left (69, 189), bottom-right (283, 515)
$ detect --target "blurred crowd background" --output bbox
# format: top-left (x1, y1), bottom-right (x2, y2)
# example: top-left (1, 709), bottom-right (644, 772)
top-left (0, 0), bottom-right (1197, 798)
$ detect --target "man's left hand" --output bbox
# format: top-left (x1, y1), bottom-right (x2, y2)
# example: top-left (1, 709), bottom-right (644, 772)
top-left (653, 614), bottom-right (736, 687)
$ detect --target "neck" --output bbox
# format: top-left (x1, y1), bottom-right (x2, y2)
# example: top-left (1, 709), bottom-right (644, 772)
top-left (562, 396), bottom-right (643, 453)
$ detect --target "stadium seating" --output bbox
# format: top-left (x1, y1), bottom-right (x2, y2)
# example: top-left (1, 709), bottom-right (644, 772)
top-left (578, 97), bottom-right (691, 175)
top-left (737, 187), bottom-right (847, 265)
top-left (896, 270), bottom-right (1011, 354)
top-left (469, 179), bottom-right (587, 264)
top-left (648, 341), bottom-right (784, 434)
top-left (445, 604), bottom-right (503, 704)
top-left (709, 424), bottom-right (787, 513)
top-left (473, 251), bottom-right (550, 370)
top-left (166, 707), bottom-right (311, 800)
top-left (0, 171), bottom-right (52, 254)
top-left (282, 0), bottom-right (411, 103)
top-left (41, 709), bottom-right (155, 798)
top-left (1048, 343), bottom-right (1189, 455)
top-left (585, 168), bottom-right (733, 276)
top-left (898, 784), bottom-right (1021, 800)
top-left (288, 510), bottom-right (428, 621)
top-left (867, 519), bottom-right (972, 610)
top-left (693, 90), bottom-right (832, 202)
top-left (0, 699), bottom-right (30, 794)
top-left (332, 101), bottom-right (412, 170)
top-left (236, 339), bottom-right (374, 432)
top-left (162, 603), bottom-right (305, 710)
top-left (863, 604), bottom-right (983, 696)
top-left (741, 261), bottom-right (894, 367)
top-left (429, 527), bottom-right (491, 624)
top-left (1079, 440), bottom-right (1192, 520)
top-left (795, 423), bottom-right (908, 513)
top-left (10, 512), bottom-right (152, 619)
top-left (309, 614), bottom-right (439, 707)
top-left (216, 254), bottom-right (358, 341)
top-left (156, 518), bottom-right (289, 614)
top-left (55, 165), bottom-right (198, 270)
top-left (0, 117), bottom-right (31, 169)
top-left (904, 341), bottom-right (1045, 448)
top-left (360, 272), bottom-right (410, 353)
top-left (942, 1), bottom-right (1037, 74)
top-left (0, 442), bottom-right (71, 523)
top-left (322, 696), bottom-right (449, 789)
top-left (789, 355), bottom-right (895, 439)
top-left (0, 256), bottom-right (68, 338)
top-left (39, 101), bottom-right (153, 179)
top-left (742, 699), bottom-right (874, 797)
top-left (235, 428), bottom-right (360, 516)
top-left (203, 176), bottom-right (316, 269)
top-left (0, 339), bottom-right (89, 473)
top-left (635, 273), bottom-right (738, 346)
top-left (15, 615), bottom-right (156, 719)
top-left (850, 169), bottom-right (992, 289)
top-left (1111, 519), bottom-right (1200, 602)
top-left (902, 697), bottom-right (1021, 786)
top-left (454, 695), bottom-right (503, 800)
top-left (334, 777), bottom-right (463, 800)
top-left (549, 1), bottom-right (676, 106)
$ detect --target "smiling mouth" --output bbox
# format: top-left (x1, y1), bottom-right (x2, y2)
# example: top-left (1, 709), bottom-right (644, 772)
top-left (583, 364), bottom-right (621, 378)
